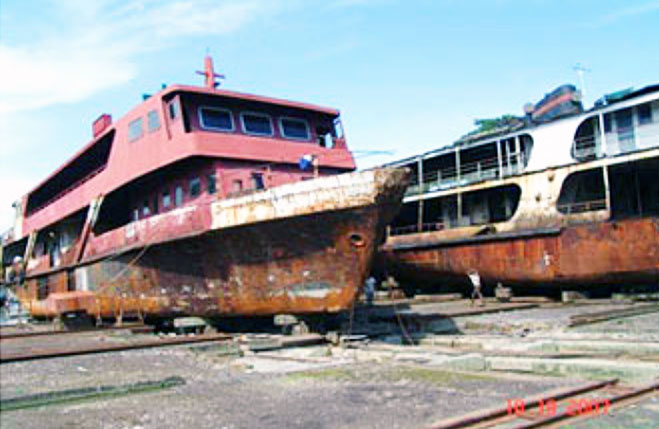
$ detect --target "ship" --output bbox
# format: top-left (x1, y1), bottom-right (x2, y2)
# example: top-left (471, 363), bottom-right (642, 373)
top-left (379, 83), bottom-right (659, 293)
top-left (0, 56), bottom-right (409, 324)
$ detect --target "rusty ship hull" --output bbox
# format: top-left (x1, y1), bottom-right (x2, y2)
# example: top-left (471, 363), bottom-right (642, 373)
top-left (378, 82), bottom-right (659, 292)
top-left (16, 168), bottom-right (409, 319)
top-left (380, 216), bottom-right (659, 290)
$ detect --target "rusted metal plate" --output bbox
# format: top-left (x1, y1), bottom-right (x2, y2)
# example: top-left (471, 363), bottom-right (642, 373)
top-left (380, 217), bottom-right (659, 288)
top-left (16, 168), bottom-right (409, 319)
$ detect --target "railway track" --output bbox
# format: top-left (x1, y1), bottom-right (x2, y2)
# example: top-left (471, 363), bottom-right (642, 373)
top-left (428, 378), bottom-right (659, 429)
top-left (0, 323), bottom-right (152, 340)
top-left (0, 332), bottom-right (233, 364)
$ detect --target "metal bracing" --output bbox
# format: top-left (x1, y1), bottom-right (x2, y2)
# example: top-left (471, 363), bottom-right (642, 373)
top-left (603, 165), bottom-right (611, 214)
top-left (598, 112), bottom-right (607, 157)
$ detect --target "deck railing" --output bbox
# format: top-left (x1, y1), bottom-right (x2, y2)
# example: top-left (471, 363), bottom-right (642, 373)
top-left (389, 222), bottom-right (445, 236)
top-left (406, 153), bottom-right (525, 196)
top-left (572, 135), bottom-right (599, 160)
top-left (557, 198), bottom-right (607, 215)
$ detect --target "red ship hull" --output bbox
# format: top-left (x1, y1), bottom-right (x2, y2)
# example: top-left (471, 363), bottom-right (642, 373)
top-left (379, 217), bottom-right (659, 291)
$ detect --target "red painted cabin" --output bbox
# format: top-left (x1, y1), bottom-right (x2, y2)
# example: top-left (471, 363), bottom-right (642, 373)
top-left (11, 79), bottom-right (355, 275)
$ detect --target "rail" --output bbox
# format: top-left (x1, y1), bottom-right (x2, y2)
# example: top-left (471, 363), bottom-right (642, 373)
top-left (389, 222), bottom-right (445, 236)
top-left (406, 153), bottom-right (525, 196)
top-left (572, 135), bottom-right (599, 160)
top-left (557, 198), bottom-right (607, 215)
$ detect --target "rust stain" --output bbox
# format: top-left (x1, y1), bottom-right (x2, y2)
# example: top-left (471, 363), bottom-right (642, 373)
top-left (16, 168), bottom-right (410, 319)
top-left (380, 217), bottom-right (659, 288)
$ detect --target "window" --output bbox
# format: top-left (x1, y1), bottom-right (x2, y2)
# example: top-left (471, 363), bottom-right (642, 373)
top-left (316, 126), bottom-right (334, 148)
top-left (199, 107), bottom-right (234, 131)
top-left (334, 118), bottom-right (344, 139)
top-left (162, 190), bottom-right (171, 208)
top-left (169, 102), bottom-right (179, 120)
top-left (638, 103), bottom-right (652, 125)
top-left (175, 186), bottom-right (183, 206)
top-left (241, 113), bottom-right (273, 136)
top-left (232, 179), bottom-right (243, 193)
top-left (189, 177), bottom-right (201, 198)
top-left (207, 173), bottom-right (217, 194)
top-left (133, 208), bottom-right (139, 222)
top-left (252, 173), bottom-right (265, 190)
top-left (142, 201), bottom-right (150, 217)
top-left (280, 117), bottom-right (310, 140)
top-left (128, 117), bottom-right (144, 142)
top-left (147, 110), bottom-right (160, 132)
top-left (152, 196), bottom-right (159, 214)
top-left (603, 114), bottom-right (612, 133)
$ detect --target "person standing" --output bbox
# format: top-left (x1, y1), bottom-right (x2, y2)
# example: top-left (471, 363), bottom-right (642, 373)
top-left (467, 269), bottom-right (484, 307)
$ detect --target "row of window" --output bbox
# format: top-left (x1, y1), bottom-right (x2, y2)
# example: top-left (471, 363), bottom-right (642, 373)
top-left (132, 173), bottom-right (216, 221)
top-left (129, 110), bottom-right (161, 142)
top-left (199, 106), bottom-right (313, 141)
top-left (602, 102), bottom-right (654, 133)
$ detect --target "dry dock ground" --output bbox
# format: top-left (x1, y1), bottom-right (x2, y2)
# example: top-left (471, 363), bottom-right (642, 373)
top-left (1, 298), bottom-right (658, 428)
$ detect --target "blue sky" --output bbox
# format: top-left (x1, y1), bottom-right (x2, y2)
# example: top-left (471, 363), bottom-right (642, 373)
top-left (1, 0), bottom-right (658, 228)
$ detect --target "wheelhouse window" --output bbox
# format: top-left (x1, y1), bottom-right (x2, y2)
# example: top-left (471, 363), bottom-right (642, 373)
top-left (189, 177), bottom-right (201, 198)
top-left (142, 201), bottom-right (150, 217)
top-left (168, 101), bottom-right (179, 120)
top-left (334, 118), bottom-right (344, 139)
top-left (316, 125), bottom-right (334, 148)
top-left (241, 113), bottom-right (273, 136)
top-left (147, 110), bottom-right (160, 132)
top-left (252, 173), bottom-right (265, 190)
top-left (207, 173), bottom-right (217, 194)
top-left (199, 107), bottom-right (234, 131)
top-left (162, 190), bottom-right (171, 208)
top-left (557, 168), bottom-right (606, 214)
top-left (128, 117), bottom-right (144, 142)
top-left (175, 186), bottom-right (183, 206)
top-left (280, 117), bottom-right (310, 140)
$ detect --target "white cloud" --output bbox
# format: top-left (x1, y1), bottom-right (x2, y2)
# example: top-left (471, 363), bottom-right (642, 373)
top-left (0, 0), bottom-right (281, 229)
top-left (585, 1), bottom-right (659, 28)
top-left (0, 45), bottom-right (136, 113)
top-left (0, 0), bottom-right (276, 114)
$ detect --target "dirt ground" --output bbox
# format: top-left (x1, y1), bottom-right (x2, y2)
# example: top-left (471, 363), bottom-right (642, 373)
top-left (0, 345), bottom-right (578, 429)
top-left (1, 300), bottom-right (657, 428)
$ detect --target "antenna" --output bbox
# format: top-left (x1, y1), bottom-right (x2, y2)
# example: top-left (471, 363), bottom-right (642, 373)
top-left (573, 63), bottom-right (591, 101)
top-left (196, 54), bottom-right (226, 89)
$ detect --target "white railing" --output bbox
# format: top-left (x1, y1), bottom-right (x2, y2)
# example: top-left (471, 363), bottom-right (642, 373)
top-left (406, 153), bottom-right (526, 196)
top-left (557, 199), bottom-right (607, 215)
top-left (572, 135), bottom-right (600, 160)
